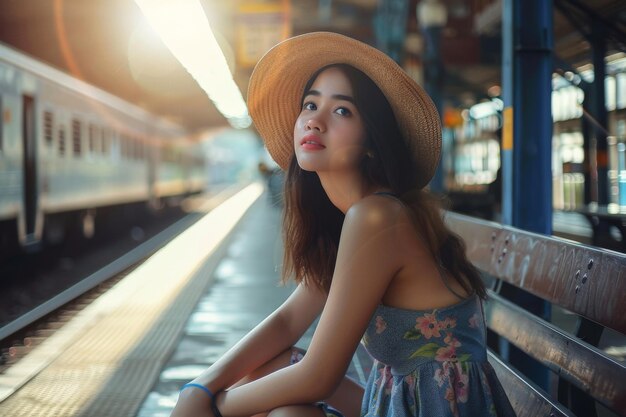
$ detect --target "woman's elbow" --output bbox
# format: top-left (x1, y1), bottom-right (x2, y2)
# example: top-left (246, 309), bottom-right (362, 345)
top-left (298, 363), bottom-right (343, 401)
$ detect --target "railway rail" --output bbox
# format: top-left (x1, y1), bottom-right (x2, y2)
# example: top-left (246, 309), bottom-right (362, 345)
top-left (0, 186), bottom-right (241, 388)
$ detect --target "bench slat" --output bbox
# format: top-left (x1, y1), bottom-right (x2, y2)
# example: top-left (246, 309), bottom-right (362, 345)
top-left (487, 351), bottom-right (575, 417)
top-left (445, 212), bottom-right (626, 334)
top-left (485, 291), bottom-right (626, 414)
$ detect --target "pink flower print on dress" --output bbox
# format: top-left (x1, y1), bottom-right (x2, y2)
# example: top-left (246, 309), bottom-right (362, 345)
top-left (441, 316), bottom-right (457, 330)
top-left (434, 365), bottom-right (448, 387)
top-left (375, 315), bottom-right (387, 334)
top-left (436, 362), bottom-right (468, 417)
top-left (290, 350), bottom-right (304, 364)
top-left (444, 332), bottom-right (462, 348)
top-left (468, 313), bottom-right (480, 329)
top-left (453, 368), bottom-right (470, 403)
top-left (415, 312), bottom-right (441, 339)
top-left (404, 374), bottom-right (417, 393)
top-left (435, 344), bottom-right (458, 362)
top-left (445, 386), bottom-right (460, 417)
top-left (375, 365), bottom-right (394, 395)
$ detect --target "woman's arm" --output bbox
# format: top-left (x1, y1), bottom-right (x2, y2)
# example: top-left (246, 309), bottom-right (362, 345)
top-left (193, 283), bottom-right (327, 391)
top-left (170, 283), bottom-right (327, 417)
top-left (215, 197), bottom-right (404, 416)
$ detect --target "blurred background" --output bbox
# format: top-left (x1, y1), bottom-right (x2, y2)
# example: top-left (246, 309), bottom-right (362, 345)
top-left (0, 0), bottom-right (625, 251)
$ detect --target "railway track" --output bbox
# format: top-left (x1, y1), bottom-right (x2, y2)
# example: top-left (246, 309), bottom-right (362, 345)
top-left (0, 186), bottom-right (241, 377)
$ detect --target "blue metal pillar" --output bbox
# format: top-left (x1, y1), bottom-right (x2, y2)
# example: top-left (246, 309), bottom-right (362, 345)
top-left (374, 0), bottom-right (409, 63)
top-left (512, 1), bottom-right (553, 232)
top-left (499, 0), bottom-right (553, 391)
top-left (501, 0), bottom-right (514, 225)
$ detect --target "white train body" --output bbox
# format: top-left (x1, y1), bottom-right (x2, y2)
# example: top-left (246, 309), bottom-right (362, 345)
top-left (0, 43), bottom-right (205, 248)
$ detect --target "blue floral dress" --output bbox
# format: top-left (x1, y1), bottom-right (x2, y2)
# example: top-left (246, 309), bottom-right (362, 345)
top-left (360, 295), bottom-right (516, 417)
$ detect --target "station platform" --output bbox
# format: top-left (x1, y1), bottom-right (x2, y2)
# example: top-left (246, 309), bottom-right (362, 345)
top-left (0, 183), bottom-right (371, 417)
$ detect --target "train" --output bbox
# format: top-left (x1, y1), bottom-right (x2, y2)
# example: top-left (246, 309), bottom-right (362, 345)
top-left (0, 42), bottom-right (206, 254)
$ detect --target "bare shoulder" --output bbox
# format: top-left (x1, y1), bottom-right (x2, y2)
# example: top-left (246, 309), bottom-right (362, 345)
top-left (343, 194), bottom-right (409, 232)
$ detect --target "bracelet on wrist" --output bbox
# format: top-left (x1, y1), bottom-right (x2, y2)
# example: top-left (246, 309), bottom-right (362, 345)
top-left (180, 383), bottom-right (215, 400)
top-left (179, 383), bottom-right (223, 416)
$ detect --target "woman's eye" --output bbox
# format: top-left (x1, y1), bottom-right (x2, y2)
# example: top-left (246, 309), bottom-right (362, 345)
top-left (336, 107), bottom-right (351, 116)
top-left (303, 102), bottom-right (317, 111)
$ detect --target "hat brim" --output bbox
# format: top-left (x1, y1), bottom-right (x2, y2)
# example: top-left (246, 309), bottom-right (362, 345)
top-left (247, 32), bottom-right (441, 189)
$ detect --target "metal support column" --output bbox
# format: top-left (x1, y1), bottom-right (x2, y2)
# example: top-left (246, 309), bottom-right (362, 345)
top-left (374, 0), bottom-right (409, 63)
top-left (417, 0), bottom-right (447, 193)
top-left (499, 0), bottom-right (552, 392)
top-left (512, 1), bottom-right (553, 232)
top-left (501, 0), bottom-right (514, 225)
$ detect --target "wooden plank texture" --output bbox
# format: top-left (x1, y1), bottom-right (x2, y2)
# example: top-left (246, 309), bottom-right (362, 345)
top-left (445, 211), bottom-right (626, 334)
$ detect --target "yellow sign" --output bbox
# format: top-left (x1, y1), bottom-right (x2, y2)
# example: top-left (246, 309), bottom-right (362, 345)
top-left (502, 107), bottom-right (513, 150)
top-left (236, 0), bottom-right (291, 68)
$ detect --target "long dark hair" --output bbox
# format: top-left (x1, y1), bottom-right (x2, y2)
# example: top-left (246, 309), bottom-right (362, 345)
top-left (281, 64), bottom-right (486, 299)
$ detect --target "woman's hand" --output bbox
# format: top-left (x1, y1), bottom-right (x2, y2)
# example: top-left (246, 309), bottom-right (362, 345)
top-left (170, 387), bottom-right (215, 417)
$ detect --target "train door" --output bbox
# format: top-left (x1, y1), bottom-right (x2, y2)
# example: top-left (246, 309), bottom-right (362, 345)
top-left (21, 94), bottom-right (39, 244)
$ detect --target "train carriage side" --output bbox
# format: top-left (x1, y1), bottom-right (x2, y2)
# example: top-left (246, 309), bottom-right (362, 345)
top-left (0, 42), bottom-right (203, 253)
top-left (39, 85), bottom-right (152, 226)
top-left (151, 128), bottom-right (207, 206)
top-left (0, 56), bottom-right (24, 248)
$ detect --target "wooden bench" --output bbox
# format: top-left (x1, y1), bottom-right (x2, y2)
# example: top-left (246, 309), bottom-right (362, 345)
top-left (445, 212), bottom-right (626, 417)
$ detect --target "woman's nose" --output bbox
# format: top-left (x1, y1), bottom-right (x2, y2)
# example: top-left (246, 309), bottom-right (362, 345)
top-left (305, 117), bottom-right (325, 132)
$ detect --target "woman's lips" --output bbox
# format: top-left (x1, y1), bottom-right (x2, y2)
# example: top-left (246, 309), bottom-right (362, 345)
top-left (300, 135), bottom-right (326, 150)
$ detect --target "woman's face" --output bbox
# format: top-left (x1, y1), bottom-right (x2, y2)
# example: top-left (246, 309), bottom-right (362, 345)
top-left (293, 67), bottom-right (367, 173)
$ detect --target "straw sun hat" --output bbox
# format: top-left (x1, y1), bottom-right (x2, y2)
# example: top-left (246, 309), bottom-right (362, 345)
top-left (247, 31), bottom-right (442, 189)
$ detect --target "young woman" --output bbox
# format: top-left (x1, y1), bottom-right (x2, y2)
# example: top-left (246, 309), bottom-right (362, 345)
top-left (171, 32), bottom-right (516, 417)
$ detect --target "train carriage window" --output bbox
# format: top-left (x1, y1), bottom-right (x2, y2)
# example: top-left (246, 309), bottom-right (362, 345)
top-left (97, 126), bottom-right (103, 154)
top-left (59, 126), bottom-right (66, 155)
top-left (88, 123), bottom-right (96, 153)
top-left (121, 135), bottom-right (128, 159)
top-left (135, 137), bottom-right (142, 160)
top-left (43, 111), bottom-right (54, 146)
top-left (130, 137), bottom-right (135, 159)
top-left (102, 128), bottom-right (109, 155)
top-left (127, 135), bottom-right (131, 159)
top-left (129, 136), bottom-right (134, 159)
top-left (118, 134), bottom-right (124, 158)
top-left (72, 119), bottom-right (82, 156)
top-left (130, 136), bottom-right (136, 160)
top-left (112, 132), bottom-right (119, 158)
top-left (0, 98), bottom-right (3, 152)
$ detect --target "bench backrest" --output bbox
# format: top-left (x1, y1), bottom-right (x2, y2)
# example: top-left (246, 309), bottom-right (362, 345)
top-left (445, 211), bottom-right (626, 417)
